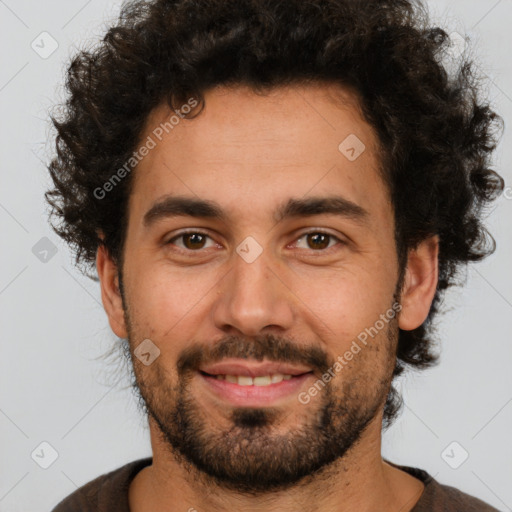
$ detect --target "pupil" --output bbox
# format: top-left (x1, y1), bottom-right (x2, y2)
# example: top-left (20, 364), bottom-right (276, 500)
top-left (308, 233), bottom-right (329, 250)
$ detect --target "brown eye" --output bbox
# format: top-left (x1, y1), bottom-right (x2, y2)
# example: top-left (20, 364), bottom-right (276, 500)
top-left (294, 231), bottom-right (341, 251)
top-left (306, 233), bottom-right (331, 250)
top-left (182, 233), bottom-right (207, 250)
top-left (167, 231), bottom-right (216, 251)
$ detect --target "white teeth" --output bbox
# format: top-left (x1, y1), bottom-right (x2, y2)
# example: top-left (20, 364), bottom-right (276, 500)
top-left (214, 373), bottom-right (294, 386)
top-left (253, 375), bottom-right (272, 386)
top-left (237, 376), bottom-right (253, 386)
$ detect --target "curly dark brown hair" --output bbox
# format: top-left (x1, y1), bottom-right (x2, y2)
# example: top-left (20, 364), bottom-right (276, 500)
top-left (46, 0), bottom-right (504, 427)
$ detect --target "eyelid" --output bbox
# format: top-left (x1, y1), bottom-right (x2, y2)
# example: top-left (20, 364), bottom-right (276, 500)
top-left (165, 229), bottom-right (219, 249)
top-left (291, 228), bottom-right (346, 252)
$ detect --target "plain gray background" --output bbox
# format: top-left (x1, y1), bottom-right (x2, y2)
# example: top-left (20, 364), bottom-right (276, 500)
top-left (1, 1), bottom-right (511, 511)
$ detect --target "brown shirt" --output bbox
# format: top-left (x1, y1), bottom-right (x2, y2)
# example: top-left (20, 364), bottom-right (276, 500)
top-left (51, 458), bottom-right (501, 511)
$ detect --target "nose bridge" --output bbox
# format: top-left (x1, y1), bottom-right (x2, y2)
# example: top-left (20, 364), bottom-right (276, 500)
top-left (212, 244), bottom-right (294, 336)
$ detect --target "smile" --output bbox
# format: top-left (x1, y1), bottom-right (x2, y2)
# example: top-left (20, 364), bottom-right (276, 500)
top-left (207, 374), bottom-right (293, 386)
top-left (197, 360), bottom-right (315, 406)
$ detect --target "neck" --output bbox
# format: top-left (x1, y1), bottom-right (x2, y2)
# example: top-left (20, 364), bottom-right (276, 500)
top-left (129, 416), bottom-right (425, 512)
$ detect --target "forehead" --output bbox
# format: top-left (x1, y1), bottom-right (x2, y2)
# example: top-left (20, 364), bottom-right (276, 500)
top-left (128, 83), bottom-right (391, 228)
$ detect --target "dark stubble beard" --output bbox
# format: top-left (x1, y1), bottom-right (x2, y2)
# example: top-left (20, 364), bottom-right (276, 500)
top-left (124, 316), bottom-right (399, 494)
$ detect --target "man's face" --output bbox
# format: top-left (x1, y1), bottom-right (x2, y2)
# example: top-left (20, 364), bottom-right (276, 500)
top-left (116, 83), bottom-right (402, 491)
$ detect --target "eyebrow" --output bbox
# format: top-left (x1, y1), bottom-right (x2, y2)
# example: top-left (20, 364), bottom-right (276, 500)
top-left (274, 195), bottom-right (369, 224)
top-left (143, 194), bottom-right (369, 228)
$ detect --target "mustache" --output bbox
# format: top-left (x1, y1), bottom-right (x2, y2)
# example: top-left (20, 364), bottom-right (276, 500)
top-left (176, 334), bottom-right (332, 376)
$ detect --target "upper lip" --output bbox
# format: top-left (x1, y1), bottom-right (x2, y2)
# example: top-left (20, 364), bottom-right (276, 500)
top-left (199, 359), bottom-right (313, 378)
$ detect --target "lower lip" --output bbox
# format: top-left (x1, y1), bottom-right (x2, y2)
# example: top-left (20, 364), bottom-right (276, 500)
top-left (199, 372), bottom-right (314, 407)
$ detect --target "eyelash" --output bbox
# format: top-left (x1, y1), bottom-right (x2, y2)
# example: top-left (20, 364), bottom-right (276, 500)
top-left (165, 229), bottom-right (346, 256)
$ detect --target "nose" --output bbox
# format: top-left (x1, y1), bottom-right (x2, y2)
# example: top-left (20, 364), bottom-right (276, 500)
top-left (211, 249), bottom-right (295, 337)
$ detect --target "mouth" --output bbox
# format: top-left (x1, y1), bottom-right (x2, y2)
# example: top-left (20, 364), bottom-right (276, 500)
top-left (202, 373), bottom-right (296, 386)
top-left (198, 359), bottom-right (315, 407)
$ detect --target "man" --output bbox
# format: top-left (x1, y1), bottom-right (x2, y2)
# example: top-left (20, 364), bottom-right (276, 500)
top-left (47, 0), bottom-right (504, 510)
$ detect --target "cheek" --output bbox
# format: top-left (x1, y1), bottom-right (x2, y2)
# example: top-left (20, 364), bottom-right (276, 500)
top-left (125, 263), bottom-right (220, 334)
top-left (290, 266), bottom-right (395, 347)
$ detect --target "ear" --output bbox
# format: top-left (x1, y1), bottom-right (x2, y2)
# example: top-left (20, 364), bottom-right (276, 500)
top-left (398, 235), bottom-right (439, 331)
top-left (96, 244), bottom-right (128, 338)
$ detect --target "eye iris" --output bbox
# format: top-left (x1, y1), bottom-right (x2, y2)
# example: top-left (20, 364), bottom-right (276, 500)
top-left (183, 233), bottom-right (206, 249)
top-left (307, 233), bottom-right (330, 250)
